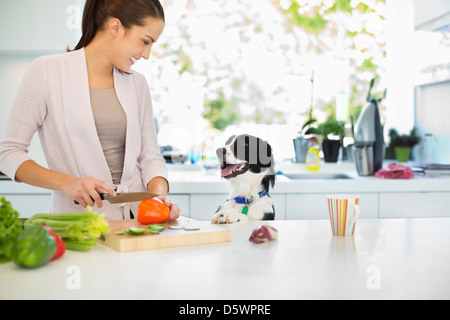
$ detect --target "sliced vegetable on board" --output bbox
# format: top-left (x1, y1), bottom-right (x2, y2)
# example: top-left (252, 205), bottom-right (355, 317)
top-left (116, 224), bottom-right (166, 236)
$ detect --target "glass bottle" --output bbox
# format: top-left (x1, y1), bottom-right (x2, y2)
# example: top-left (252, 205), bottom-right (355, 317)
top-left (422, 133), bottom-right (436, 164)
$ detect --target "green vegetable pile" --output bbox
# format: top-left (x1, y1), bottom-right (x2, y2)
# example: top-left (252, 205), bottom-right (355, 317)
top-left (0, 197), bottom-right (23, 263)
top-left (0, 197), bottom-right (109, 269)
top-left (25, 206), bottom-right (110, 252)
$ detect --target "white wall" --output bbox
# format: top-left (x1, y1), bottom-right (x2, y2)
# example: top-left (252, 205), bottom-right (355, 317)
top-left (0, 55), bottom-right (48, 167)
top-left (0, 0), bottom-right (82, 52)
top-left (0, 1), bottom-right (84, 170)
top-left (384, 0), bottom-right (417, 136)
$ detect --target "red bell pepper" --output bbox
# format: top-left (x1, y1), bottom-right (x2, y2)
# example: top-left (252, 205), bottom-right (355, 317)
top-left (43, 225), bottom-right (66, 260)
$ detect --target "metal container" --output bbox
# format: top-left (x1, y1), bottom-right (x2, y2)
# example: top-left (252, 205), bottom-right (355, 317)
top-left (354, 99), bottom-right (384, 175)
top-left (353, 144), bottom-right (374, 176)
top-left (293, 137), bottom-right (312, 163)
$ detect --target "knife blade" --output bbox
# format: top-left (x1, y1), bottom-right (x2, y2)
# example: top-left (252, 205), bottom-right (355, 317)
top-left (74, 192), bottom-right (159, 205)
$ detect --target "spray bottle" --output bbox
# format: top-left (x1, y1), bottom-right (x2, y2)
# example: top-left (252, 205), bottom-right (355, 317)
top-left (306, 138), bottom-right (320, 172)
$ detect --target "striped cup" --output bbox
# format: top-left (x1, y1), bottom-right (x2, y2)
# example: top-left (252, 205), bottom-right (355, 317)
top-left (327, 194), bottom-right (360, 236)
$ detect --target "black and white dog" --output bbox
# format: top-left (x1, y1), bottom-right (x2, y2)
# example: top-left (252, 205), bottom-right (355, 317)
top-left (211, 134), bottom-right (275, 224)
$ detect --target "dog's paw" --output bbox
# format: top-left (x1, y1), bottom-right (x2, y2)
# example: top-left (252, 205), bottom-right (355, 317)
top-left (211, 210), bottom-right (249, 224)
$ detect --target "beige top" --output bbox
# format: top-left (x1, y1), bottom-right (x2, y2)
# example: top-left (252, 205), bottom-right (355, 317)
top-left (90, 88), bottom-right (127, 185)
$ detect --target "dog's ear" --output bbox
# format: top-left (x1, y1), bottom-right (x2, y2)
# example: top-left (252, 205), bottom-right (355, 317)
top-left (262, 141), bottom-right (276, 192)
top-left (262, 174), bottom-right (275, 193)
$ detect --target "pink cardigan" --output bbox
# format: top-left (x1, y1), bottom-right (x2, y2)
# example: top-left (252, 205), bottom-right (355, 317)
top-left (0, 48), bottom-right (169, 220)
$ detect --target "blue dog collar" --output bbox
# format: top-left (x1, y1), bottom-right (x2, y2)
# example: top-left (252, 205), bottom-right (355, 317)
top-left (234, 192), bottom-right (268, 215)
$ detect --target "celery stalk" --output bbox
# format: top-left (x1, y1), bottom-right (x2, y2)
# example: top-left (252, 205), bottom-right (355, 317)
top-left (26, 206), bottom-right (109, 252)
top-left (63, 240), bottom-right (92, 252)
top-left (27, 212), bottom-right (97, 220)
top-left (26, 218), bottom-right (85, 230)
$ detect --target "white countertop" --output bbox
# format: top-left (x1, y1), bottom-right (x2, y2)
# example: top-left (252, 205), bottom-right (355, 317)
top-left (1, 217), bottom-right (450, 300)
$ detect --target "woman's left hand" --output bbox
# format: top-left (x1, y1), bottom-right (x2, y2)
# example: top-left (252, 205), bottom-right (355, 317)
top-left (147, 177), bottom-right (179, 220)
top-left (158, 196), bottom-right (180, 221)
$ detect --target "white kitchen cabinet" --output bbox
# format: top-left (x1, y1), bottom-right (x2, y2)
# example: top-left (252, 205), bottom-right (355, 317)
top-left (168, 194), bottom-right (190, 218)
top-left (188, 193), bottom-right (286, 221)
top-left (2, 194), bottom-right (51, 218)
top-left (271, 194), bottom-right (286, 220)
top-left (286, 193), bottom-right (379, 220)
top-left (190, 194), bottom-right (227, 221)
top-left (379, 192), bottom-right (450, 218)
top-left (286, 194), bottom-right (326, 220)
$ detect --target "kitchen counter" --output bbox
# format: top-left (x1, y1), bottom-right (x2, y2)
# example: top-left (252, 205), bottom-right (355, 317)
top-left (166, 161), bottom-right (450, 194)
top-left (1, 217), bottom-right (449, 300)
top-left (2, 161), bottom-right (450, 220)
top-left (164, 162), bottom-right (450, 220)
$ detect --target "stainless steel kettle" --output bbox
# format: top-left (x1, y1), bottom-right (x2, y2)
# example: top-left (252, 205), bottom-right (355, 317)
top-left (353, 78), bottom-right (385, 176)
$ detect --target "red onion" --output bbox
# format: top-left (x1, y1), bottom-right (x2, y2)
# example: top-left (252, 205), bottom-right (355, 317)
top-left (249, 225), bottom-right (278, 244)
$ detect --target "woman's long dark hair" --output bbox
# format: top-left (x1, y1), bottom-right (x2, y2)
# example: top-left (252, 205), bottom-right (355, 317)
top-left (69, 0), bottom-right (165, 51)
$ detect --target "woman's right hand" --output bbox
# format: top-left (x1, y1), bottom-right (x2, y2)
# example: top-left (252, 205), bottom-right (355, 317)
top-left (62, 176), bottom-right (116, 208)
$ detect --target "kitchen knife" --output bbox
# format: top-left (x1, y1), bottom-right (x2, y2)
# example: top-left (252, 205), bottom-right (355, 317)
top-left (74, 192), bottom-right (159, 205)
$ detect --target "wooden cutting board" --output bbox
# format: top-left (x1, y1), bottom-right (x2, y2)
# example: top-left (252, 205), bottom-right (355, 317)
top-left (99, 216), bottom-right (231, 252)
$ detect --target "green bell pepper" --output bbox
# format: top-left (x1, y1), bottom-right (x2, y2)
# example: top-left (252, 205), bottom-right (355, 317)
top-left (12, 225), bottom-right (56, 269)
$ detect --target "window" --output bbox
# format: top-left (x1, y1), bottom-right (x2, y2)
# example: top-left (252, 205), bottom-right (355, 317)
top-left (133, 0), bottom-right (388, 162)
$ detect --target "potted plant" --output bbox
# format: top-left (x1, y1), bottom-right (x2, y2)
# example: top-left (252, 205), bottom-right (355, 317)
top-left (317, 118), bottom-right (346, 162)
top-left (388, 128), bottom-right (420, 162)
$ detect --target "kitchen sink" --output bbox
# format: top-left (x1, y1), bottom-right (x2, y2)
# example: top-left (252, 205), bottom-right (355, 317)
top-left (282, 173), bottom-right (354, 180)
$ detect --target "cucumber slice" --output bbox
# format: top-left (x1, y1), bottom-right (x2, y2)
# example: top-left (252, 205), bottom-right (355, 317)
top-left (148, 224), bottom-right (165, 232)
top-left (168, 225), bottom-right (184, 230)
top-left (125, 227), bottom-right (147, 235)
top-left (117, 226), bottom-right (163, 236)
top-left (145, 229), bottom-right (161, 235)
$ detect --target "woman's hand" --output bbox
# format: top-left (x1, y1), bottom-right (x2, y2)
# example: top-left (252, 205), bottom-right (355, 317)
top-left (62, 176), bottom-right (116, 208)
top-left (158, 196), bottom-right (181, 221)
top-left (147, 176), bottom-right (179, 219)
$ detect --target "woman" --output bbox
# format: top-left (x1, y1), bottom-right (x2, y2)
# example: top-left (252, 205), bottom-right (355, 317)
top-left (0, 0), bottom-right (180, 221)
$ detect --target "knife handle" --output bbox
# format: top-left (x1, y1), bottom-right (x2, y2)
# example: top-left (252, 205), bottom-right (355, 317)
top-left (74, 193), bottom-right (105, 205)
